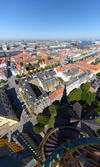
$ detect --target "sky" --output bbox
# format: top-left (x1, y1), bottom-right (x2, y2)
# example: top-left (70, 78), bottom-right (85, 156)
top-left (0, 0), bottom-right (100, 40)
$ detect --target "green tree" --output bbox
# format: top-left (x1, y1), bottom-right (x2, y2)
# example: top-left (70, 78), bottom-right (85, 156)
top-left (96, 129), bottom-right (100, 136)
top-left (36, 113), bottom-right (49, 125)
top-left (81, 82), bottom-right (90, 92)
top-left (82, 91), bottom-right (96, 105)
top-left (97, 101), bottom-right (100, 107)
top-left (28, 71), bottom-right (31, 75)
top-left (49, 105), bottom-right (56, 115)
top-left (57, 77), bottom-right (64, 83)
top-left (52, 64), bottom-right (55, 68)
top-left (0, 79), bottom-right (5, 83)
top-left (68, 88), bottom-right (82, 103)
top-left (40, 67), bottom-right (44, 71)
top-left (47, 56), bottom-right (52, 60)
top-left (0, 87), bottom-right (5, 91)
top-left (68, 69), bottom-right (70, 72)
top-left (96, 72), bottom-right (100, 78)
top-left (16, 75), bottom-right (20, 78)
top-left (31, 70), bottom-right (35, 73)
top-left (20, 62), bottom-right (23, 66)
top-left (97, 101), bottom-right (100, 114)
top-left (21, 73), bottom-right (25, 77)
top-left (48, 105), bottom-right (56, 128)
top-left (96, 118), bottom-right (100, 124)
top-left (47, 66), bottom-right (51, 69)
top-left (33, 124), bottom-right (44, 134)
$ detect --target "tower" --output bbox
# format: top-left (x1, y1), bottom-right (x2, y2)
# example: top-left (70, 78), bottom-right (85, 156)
top-left (37, 127), bottom-right (100, 167)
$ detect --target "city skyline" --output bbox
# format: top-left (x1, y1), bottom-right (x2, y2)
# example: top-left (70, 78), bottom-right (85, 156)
top-left (0, 0), bottom-right (100, 40)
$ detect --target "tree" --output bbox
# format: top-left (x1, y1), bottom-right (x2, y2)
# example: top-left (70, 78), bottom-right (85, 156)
top-left (16, 75), bottom-right (20, 78)
top-left (48, 105), bottom-right (56, 128)
top-left (96, 118), bottom-right (100, 124)
top-left (68, 69), bottom-right (70, 72)
top-left (49, 105), bottom-right (56, 115)
top-left (0, 87), bottom-right (5, 91)
top-left (57, 77), bottom-right (64, 83)
top-left (96, 129), bottom-right (100, 136)
top-left (86, 92), bottom-right (96, 105)
top-left (40, 67), bottom-right (44, 71)
top-left (68, 88), bottom-right (82, 103)
top-left (21, 73), bottom-right (25, 77)
top-left (82, 91), bottom-right (96, 105)
top-left (81, 82), bottom-right (95, 105)
top-left (0, 79), bottom-right (5, 83)
top-left (31, 70), bottom-right (35, 73)
top-left (33, 124), bottom-right (44, 134)
top-left (52, 64), bottom-right (55, 68)
top-left (97, 101), bottom-right (100, 107)
top-left (97, 101), bottom-right (100, 114)
top-left (96, 72), bottom-right (100, 78)
top-left (81, 82), bottom-right (90, 92)
top-left (36, 113), bottom-right (49, 125)
top-left (47, 56), bottom-right (52, 60)
top-left (20, 62), bottom-right (23, 66)
top-left (38, 59), bottom-right (45, 64)
top-left (47, 66), bottom-right (51, 69)
top-left (28, 71), bottom-right (31, 75)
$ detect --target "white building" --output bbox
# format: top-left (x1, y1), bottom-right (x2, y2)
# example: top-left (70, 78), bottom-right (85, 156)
top-left (66, 78), bottom-right (79, 95)
top-left (56, 71), bottom-right (71, 82)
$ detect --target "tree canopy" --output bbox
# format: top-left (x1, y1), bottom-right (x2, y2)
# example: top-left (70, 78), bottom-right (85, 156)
top-left (81, 82), bottom-right (90, 92)
top-left (36, 113), bottom-right (49, 125)
top-left (96, 101), bottom-right (100, 114)
top-left (33, 124), bottom-right (44, 134)
top-left (96, 72), bottom-right (100, 78)
top-left (48, 105), bottom-right (56, 128)
top-left (20, 62), bottom-right (23, 66)
top-left (81, 82), bottom-right (95, 105)
top-left (47, 56), bottom-right (52, 60)
top-left (68, 88), bottom-right (82, 103)
top-left (49, 104), bottom-right (56, 115)
top-left (16, 75), bottom-right (20, 78)
top-left (82, 92), bottom-right (96, 104)
top-left (67, 82), bottom-right (96, 105)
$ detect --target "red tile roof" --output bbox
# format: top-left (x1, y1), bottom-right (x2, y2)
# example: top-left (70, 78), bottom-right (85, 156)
top-left (55, 66), bottom-right (64, 72)
top-left (16, 64), bottom-right (21, 69)
top-left (49, 87), bottom-right (64, 101)
top-left (74, 61), bottom-right (100, 71)
top-left (84, 57), bottom-right (96, 62)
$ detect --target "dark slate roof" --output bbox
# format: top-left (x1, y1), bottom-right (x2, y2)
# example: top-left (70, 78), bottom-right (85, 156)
top-left (70, 102), bottom-right (100, 136)
top-left (63, 68), bottom-right (80, 77)
top-left (65, 77), bottom-right (79, 87)
top-left (78, 71), bottom-right (90, 80)
top-left (23, 82), bottom-right (36, 102)
top-left (37, 70), bottom-right (56, 81)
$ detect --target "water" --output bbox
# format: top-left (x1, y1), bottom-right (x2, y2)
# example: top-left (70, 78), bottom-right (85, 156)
top-left (77, 41), bottom-right (93, 46)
